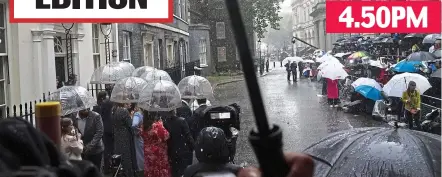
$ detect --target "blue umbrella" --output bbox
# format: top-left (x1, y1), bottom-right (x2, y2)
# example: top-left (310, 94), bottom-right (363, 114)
top-left (354, 85), bottom-right (383, 101)
top-left (393, 60), bottom-right (422, 73)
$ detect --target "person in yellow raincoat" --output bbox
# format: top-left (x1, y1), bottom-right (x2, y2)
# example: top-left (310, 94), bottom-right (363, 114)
top-left (401, 81), bottom-right (421, 129)
top-left (411, 43), bottom-right (420, 53)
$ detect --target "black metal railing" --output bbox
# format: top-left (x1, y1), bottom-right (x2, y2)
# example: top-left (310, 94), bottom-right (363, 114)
top-left (2, 92), bottom-right (51, 126)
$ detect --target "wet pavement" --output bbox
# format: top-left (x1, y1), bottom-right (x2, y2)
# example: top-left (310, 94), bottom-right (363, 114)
top-left (211, 67), bottom-right (388, 166)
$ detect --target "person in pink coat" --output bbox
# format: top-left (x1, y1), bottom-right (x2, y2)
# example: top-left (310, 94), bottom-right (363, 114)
top-left (327, 78), bottom-right (340, 107)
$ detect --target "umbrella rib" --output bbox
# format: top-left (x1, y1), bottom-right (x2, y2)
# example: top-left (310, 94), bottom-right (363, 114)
top-left (402, 130), bottom-right (437, 176)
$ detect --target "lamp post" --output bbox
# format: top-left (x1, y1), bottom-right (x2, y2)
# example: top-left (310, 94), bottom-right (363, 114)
top-left (258, 38), bottom-right (263, 75)
top-left (100, 23), bottom-right (113, 64)
top-left (61, 23), bottom-right (76, 85)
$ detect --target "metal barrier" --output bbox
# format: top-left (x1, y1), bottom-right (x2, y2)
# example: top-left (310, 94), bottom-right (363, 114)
top-left (1, 92), bottom-right (51, 126)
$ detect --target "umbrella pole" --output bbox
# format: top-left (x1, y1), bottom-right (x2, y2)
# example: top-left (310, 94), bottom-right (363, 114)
top-left (224, 0), bottom-right (290, 176)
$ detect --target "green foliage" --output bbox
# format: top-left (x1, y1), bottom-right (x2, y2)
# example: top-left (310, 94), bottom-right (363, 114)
top-left (240, 0), bottom-right (283, 39)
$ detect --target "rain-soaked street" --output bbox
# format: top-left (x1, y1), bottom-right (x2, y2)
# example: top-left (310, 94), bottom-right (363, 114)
top-left (212, 66), bottom-right (388, 166)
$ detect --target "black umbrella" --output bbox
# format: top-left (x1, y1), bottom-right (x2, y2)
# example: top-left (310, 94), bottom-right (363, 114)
top-left (433, 50), bottom-right (441, 59)
top-left (431, 69), bottom-right (441, 78)
top-left (406, 51), bottom-right (437, 61)
top-left (379, 33), bottom-right (392, 38)
top-left (423, 34), bottom-right (441, 44)
top-left (381, 37), bottom-right (394, 44)
top-left (304, 127), bottom-right (441, 177)
top-left (404, 33), bottom-right (426, 39)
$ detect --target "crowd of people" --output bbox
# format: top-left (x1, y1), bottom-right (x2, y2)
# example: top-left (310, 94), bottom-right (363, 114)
top-left (58, 90), bottom-right (230, 177)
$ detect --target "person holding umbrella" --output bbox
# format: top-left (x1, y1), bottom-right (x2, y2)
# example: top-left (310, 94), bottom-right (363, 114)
top-left (285, 61), bottom-right (292, 81)
top-left (401, 81), bottom-right (421, 129)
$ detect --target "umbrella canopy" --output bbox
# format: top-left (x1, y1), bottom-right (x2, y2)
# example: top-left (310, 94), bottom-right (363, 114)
top-left (369, 60), bottom-right (387, 68)
top-left (303, 59), bottom-right (315, 63)
top-left (348, 51), bottom-right (369, 60)
top-left (140, 69), bottom-right (172, 83)
top-left (393, 60), bottom-right (422, 73)
top-left (132, 66), bottom-right (155, 77)
top-left (381, 37), bottom-right (394, 44)
top-left (90, 63), bottom-right (129, 84)
top-left (317, 55), bottom-right (340, 63)
top-left (355, 85), bottom-right (383, 101)
top-left (406, 51), bottom-right (436, 62)
top-left (423, 34), bottom-right (441, 44)
top-left (383, 73), bottom-right (432, 97)
top-left (138, 80), bottom-right (181, 112)
top-left (319, 63), bottom-right (348, 80)
top-left (49, 86), bottom-right (97, 116)
top-left (333, 52), bottom-right (351, 58)
top-left (178, 75), bottom-right (214, 99)
top-left (404, 33), bottom-right (426, 39)
top-left (110, 77), bottom-right (148, 103)
top-left (304, 127), bottom-right (441, 177)
top-left (351, 77), bottom-right (382, 90)
top-left (431, 69), bottom-right (441, 78)
top-left (318, 59), bottom-right (343, 70)
top-left (433, 50), bottom-right (441, 59)
top-left (115, 61), bottom-right (136, 77)
top-left (282, 57), bottom-right (303, 64)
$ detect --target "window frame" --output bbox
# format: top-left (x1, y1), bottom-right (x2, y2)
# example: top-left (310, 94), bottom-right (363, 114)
top-left (177, 0), bottom-right (182, 18)
top-left (122, 31), bottom-right (131, 62)
top-left (0, 3), bottom-right (7, 116)
top-left (216, 22), bottom-right (226, 39)
top-left (199, 39), bottom-right (207, 65)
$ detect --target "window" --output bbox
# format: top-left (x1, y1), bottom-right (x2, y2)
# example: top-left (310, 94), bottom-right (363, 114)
top-left (92, 24), bottom-right (100, 68)
top-left (0, 3), bottom-right (7, 118)
top-left (181, 0), bottom-right (186, 20)
top-left (217, 47), bottom-right (226, 62)
top-left (166, 39), bottom-right (174, 67)
top-left (122, 31), bottom-right (131, 62)
top-left (176, 0), bottom-right (182, 18)
top-left (216, 22), bottom-right (226, 39)
top-left (54, 36), bottom-right (64, 54)
top-left (199, 39), bottom-right (207, 65)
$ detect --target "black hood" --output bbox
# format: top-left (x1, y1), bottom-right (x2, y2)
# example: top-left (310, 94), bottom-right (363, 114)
top-left (195, 127), bottom-right (230, 164)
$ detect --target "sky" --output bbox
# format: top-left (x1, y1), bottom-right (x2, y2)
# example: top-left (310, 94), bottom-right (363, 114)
top-left (280, 0), bottom-right (292, 14)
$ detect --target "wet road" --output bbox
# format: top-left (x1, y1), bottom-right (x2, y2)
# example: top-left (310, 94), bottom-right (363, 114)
top-left (212, 67), bottom-right (388, 165)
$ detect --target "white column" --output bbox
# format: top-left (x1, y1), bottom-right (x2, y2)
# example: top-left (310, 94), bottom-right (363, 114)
top-left (318, 20), bottom-right (325, 50)
top-left (41, 24), bottom-right (57, 93)
top-left (31, 30), bottom-right (44, 97)
top-left (77, 23), bottom-right (94, 88)
top-left (112, 24), bottom-right (119, 62)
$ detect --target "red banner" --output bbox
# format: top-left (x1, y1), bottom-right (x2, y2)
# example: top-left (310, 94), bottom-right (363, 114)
top-left (326, 1), bottom-right (441, 33)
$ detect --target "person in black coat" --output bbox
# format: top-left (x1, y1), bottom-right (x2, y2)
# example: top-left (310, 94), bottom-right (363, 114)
top-left (162, 110), bottom-right (195, 177)
top-left (298, 61), bottom-right (304, 79)
top-left (290, 62), bottom-right (298, 82)
top-left (284, 61), bottom-right (291, 81)
top-left (92, 91), bottom-right (114, 174)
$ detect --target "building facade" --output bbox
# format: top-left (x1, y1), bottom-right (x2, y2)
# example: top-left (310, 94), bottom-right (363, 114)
top-left (291, 0), bottom-right (316, 56)
top-left (188, 0), bottom-right (213, 76)
top-left (117, 0), bottom-right (196, 83)
top-left (309, 0), bottom-right (344, 52)
top-left (0, 0), bottom-right (120, 117)
top-left (206, 0), bottom-right (255, 72)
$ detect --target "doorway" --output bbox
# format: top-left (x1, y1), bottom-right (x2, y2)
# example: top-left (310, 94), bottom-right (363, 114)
top-left (144, 42), bottom-right (154, 67)
top-left (55, 57), bottom-right (67, 84)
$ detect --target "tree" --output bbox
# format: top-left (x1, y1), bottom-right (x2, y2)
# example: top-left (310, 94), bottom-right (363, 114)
top-left (240, 0), bottom-right (283, 39)
top-left (262, 11), bottom-right (292, 50)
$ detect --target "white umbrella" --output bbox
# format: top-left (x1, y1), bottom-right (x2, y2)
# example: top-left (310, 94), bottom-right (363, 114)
top-left (369, 60), bottom-right (387, 68)
top-left (282, 57), bottom-right (303, 64)
top-left (351, 78), bottom-right (382, 90)
top-left (318, 59), bottom-right (343, 70)
top-left (319, 63), bottom-right (348, 80)
top-left (334, 52), bottom-right (351, 58)
top-left (383, 73), bottom-right (432, 97)
top-left (317, 54), bottom-right (339, 63)
top-left (304, 60), bottom-right (315, 63)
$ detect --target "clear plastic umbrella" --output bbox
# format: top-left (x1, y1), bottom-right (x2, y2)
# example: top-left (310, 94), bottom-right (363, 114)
top-left (110, 77), bottom-right (148, 103)
top-left (383, 73), bottom-right (432, 97)
top-left (132, 66), bottom-right (155, 77)
top-left (90, 63), bottom-right (128, 84)
top-left (140, 69), bottom-right (173, 83)
top-left (116, 61), bottom-right (136, 77)
top-left (49, 86), bottom-right (97, 116)
top-left (178, 75), bottom-right (214, 99)
top-left (138, 80), bottom-right (181, 112)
